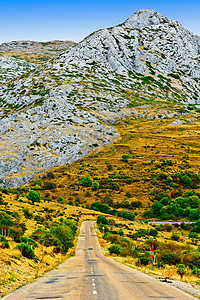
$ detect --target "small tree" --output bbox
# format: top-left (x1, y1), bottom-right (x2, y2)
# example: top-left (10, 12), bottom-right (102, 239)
top-left (27, 190), bottom-right (41, 203)
top-left (188, 232), bottom-right (198, 245)
top-left (16, 243), bottom-right (34, 259)
top-left (181, 175), bottom-right (192, 186)
top-left (177, 264), bottom-right (185, 279)
top-left (82, 177), bottom-right (92, 187)
top-left (92, 181), bottom-right (99, 190)
top-left (108, 244), bottom-right (121, 255)
top-left (58, 196), bottom-right (64, 203)
top-left (122, 154), bottom-right (130, 163)
top-left (97, 216), bottom-right (108, 225)
top-left (171, 232), bottom-right (180, 242)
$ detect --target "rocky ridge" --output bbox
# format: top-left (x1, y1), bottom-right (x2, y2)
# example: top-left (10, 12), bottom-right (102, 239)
top-left (0, 9), bottom-right (199, 187)
top-left (0, 55), bottom-right (35, 84)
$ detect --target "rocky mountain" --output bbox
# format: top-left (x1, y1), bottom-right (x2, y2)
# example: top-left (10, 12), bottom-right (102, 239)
top-left (0, 9), bottom-right (199, 187)
top-left (0, 40), bottom-right (77, 64)
top-left (0, 55), bottom-right (35, 84)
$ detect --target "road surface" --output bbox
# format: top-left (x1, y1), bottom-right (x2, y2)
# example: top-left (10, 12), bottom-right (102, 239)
top-left (3, 221), bottom-right (196, 300)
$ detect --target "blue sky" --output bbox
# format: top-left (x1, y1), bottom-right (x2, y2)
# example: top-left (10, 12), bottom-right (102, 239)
top-left (0, 0), bottom-right (199, 44)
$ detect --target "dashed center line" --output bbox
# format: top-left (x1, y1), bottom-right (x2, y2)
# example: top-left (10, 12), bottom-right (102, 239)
top-left (93, 290), bottom-right (97, 295)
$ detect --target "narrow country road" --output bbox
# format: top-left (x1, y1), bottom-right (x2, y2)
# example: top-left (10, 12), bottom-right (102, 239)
top-left (3, 221), bottom-right (196, 300)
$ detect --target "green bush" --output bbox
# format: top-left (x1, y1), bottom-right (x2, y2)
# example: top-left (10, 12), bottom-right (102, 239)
top-left (82, 177), bottom-right (92, 187)
top-left (50, 224), bottom-right (74, 252)
top-left (149, 228), bottom-right (158, 237)
top-left (171, 232), bottom-right (180, 241)
top-left (27, 190), bottom-right (41, 203)
top-left (181, 175), bottom-right (192, 186)
top-left (177, 264), bottom-right (185, 279)
top-left (16, 243), bottom-right (34, 259)
top-left (108, 244), bottom-right (121, 255)
top-left (189, 209), bottom-right (199, 221)
top-left (22, 208), bottom-right (33, 219)
top-left (139, 254), bottom-right (150, 266)
top-left (61, 219), bottom-right (77, 234)
top-left (161, 253), bottom-right (180, 265)
top-left (58, 196), bottom-right (64, 203)
top-left (119, 210), bottom-right (135, 221)
top-left (92, 181), bottom-right (99, 190)
top-left (1, 237), bottom-right (9, 248)
top-left (97, 216), bottom-right (108, 225)
top-left (122, 154), bottom-right (130, 163)
top-left (20, 236), bottom-right (38, 249)
top-left (0, 211), bottom-right (13, 227)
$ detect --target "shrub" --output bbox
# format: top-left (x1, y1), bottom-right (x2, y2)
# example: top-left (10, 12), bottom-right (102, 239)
top-left (92, 181), bottom-right (99, 190)
top-left (188, 196), bottom-right (200, 208)
top-left (61, 219), bottom-right (77, 234)
top-left (47, 172), bottom-right (55, 179)
top-left (58, 196), bottom-right (64, 203)
top-left (119, 210), bottom-right (135, 221)
top-left (189, 209), bottom-right (199, 221)
top-left (171, 232), bottom-right (180, 241)
top-left (119, 229), bottom-right (124, 236)
top-left (177, 264), bottom-right (185, 279)
top-left (27, 190), bottom-right (41, 203)
top-left (97, 216), bottom-right (108, 225)
top-left (22, 208), bottom-right (33, 219)
top-left (161, 253), bottom-right (180, 265)
top-left (181, 175), bottom-right (192, 186)
top-left (139, 254), bottom-right (151, 266)
top-left (149, 228), bottom-right (158, 237)
top-left (91, 202), bottom-right (111, 214)
top-left (131, 200), bottom-right (142, 208)
top-left (20, 236), bottom-right (38, 249)
top-left (9, 227), bottom-right (23, 242)
top-left (108, 244), bottom-right (121, 255)
top-left (50, 224), bottom-right (74, 252)
top-left (122, 154), bottom-right (130, 163)
top-left (0, 211), bottom-right (13, 227)
top-left (188, 232), bottom-right (198, 244)
top-left (44, 182), bottom-right (56, 190)
top-left (16, 243), bottom-right (34, 259)
top-left (82, 177), bottom-right (92, 187)
top-left (0, 237), bottom-right (9, 248)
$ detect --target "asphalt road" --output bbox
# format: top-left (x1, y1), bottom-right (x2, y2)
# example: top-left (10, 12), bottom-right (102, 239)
top-left (3, 221), bottom-right (196, 300)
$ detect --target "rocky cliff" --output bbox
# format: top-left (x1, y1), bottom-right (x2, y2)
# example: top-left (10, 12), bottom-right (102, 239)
top-left (0, 9), bottom-right (199, 187)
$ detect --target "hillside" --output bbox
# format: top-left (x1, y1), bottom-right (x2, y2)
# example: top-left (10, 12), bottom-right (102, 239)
top-left (0, 9), bottom-right (200, 187)
top-left (0, 40), bottom-right (76, 64)
top-left (0, 55), bottom-right (35, 84)
top-left (1, 105), bottom-right (200, 296)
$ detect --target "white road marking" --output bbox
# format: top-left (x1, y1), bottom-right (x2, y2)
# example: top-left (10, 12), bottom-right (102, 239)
top-left (92, 283), bottom-right (95, 286)
top-left (92, 278), bottom-right (95, 281)
top-left (93, 290), bottom-right (97, 295)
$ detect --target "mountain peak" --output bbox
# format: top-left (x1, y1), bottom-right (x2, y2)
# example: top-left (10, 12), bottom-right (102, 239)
top-left (124, 9), bottom-right (169, 29)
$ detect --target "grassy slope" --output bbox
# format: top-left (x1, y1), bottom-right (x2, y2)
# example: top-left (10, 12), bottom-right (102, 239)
top-left (28, 103), bottom-right (200, 214)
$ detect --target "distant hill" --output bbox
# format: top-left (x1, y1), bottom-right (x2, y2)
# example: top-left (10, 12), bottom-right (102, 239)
top-left (0, 40), bottom-right (77, 64)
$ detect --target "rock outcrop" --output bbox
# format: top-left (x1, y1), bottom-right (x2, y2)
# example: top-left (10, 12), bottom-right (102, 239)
top-left (0, 55), bottom-right (35, 84)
